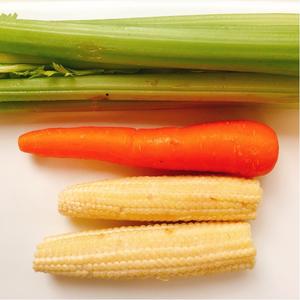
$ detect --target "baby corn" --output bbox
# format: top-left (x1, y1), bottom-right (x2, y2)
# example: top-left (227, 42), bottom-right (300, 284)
top-left (59, 176), bottom-right (262, 222)
top-left (34, 222), bottom-right (256, 279)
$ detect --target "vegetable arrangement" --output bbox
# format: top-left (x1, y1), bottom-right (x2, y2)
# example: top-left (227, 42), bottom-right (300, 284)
top-left (19, 119), bottom-right (278, 279)
top-left (9, 10), bottom-right (287, 281)
top-left (0, 13), bottom-right (298, 112)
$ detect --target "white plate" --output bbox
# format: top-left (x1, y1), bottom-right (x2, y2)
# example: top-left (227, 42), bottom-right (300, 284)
top-left (0, 1), bottom-right (298, 299)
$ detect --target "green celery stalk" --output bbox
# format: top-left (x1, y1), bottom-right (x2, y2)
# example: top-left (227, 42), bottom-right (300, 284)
top-left (1, 13), bottom-right (296, 65)
top-left (0, 72), bottom-right (297, 105)
top-left (0, 14), bottom-right (298, 75)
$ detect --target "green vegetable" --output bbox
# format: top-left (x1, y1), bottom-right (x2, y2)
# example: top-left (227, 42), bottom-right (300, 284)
top-left (0, 71), bottom-right (297, 104)
top-left (0, 14), bottom-right (298, 75)
top-left (0, 13), bottom-right (298, 113)
top-left (2, 13), bottom-right (296, 66)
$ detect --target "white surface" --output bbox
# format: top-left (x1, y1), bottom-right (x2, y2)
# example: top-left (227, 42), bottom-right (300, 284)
top-left (0, 1), bottom-right (299, 299)
top-left (0, 0), bottom-right (299, 19)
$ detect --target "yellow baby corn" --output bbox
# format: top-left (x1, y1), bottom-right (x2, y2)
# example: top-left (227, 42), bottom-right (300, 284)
top-left (34, 222), bottom-right (256, 279)
top-left (59, 176), bottom-right (262, 221)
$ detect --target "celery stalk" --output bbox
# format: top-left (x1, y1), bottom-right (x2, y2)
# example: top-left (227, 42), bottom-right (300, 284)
top-left (0, 72), bottom-right (297, 105)
top-left (0, 14), bottom-right (298, 75)
top-left (2, 13), bottom-right (296, 64)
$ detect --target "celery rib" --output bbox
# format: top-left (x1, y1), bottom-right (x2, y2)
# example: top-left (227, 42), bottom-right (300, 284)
top-left (0, 14), bottom-right (298, 75)
top-left (0, 72), bottom-right (297, 105)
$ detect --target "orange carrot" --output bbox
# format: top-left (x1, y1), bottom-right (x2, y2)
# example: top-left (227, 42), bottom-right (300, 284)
top-left (18, 120), bottom-right (278, 177)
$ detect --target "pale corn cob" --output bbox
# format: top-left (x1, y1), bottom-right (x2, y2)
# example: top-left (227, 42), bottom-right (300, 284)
top-left (58, 176), bottom-right (262, 221)
top-left (33, 222), bottom-right (256, 279)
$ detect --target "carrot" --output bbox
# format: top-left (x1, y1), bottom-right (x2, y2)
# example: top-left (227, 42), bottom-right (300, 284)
top-left (18, 120), bottom-right (278, 177)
